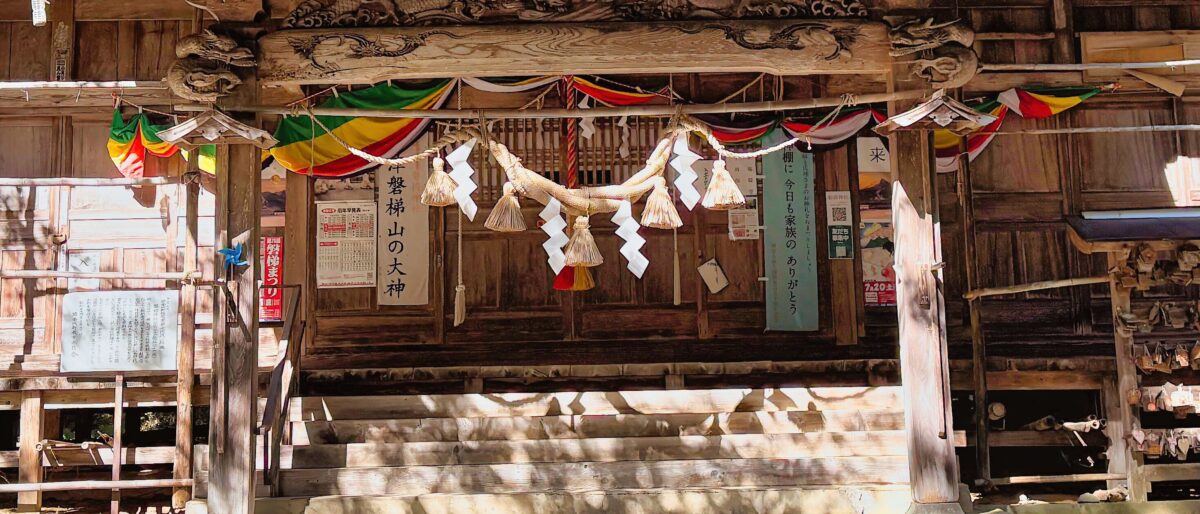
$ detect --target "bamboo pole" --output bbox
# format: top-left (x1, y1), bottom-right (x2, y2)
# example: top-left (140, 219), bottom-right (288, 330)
top-left (982, 59), bottom-right (1200, 71)
top-left (0, 479), bottom-right (193, 494)
top-left (0, 81), bottom-right (164, 90)
top-left (0, 177), bottom-right (179, 187)
top-left (175, 90), bottom-right (927, 120)
top-left (963, 275), bottom-right (1111, 300)
top-left (0, 270), bottom-right (191, 280)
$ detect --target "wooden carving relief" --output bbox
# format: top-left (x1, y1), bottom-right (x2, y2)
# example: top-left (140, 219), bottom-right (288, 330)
top-left (282, 0), bottom-right (869, 28)
top-left (889, 18), bottom-right (978, 89)
top-left (259, 20), bottom-right (890, 84)
top-left (167, 30), bottom-right (257, 103)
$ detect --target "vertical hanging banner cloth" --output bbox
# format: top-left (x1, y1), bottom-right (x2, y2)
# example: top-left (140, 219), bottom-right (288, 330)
top-left (377, 154), bottom-right (431, 305)
top-left (762, 130), bottom-right (818, 331)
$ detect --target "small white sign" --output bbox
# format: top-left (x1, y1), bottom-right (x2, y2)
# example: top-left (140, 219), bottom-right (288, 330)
top-left (61, 290), bottom-right (179, 372)
top-left (728, 207), bottom-right (760, 241)
top-left (856, 137), bottom-right (890, 173)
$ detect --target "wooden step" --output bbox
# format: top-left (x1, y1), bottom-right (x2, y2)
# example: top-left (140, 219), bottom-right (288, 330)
top-left (188, 487), bottom-right (915, 514)
top-left (197, 431), bottom-right (910, 471)
top-left (195, 457), bottom-right (910, 497)
top-left (286, 387), bottom-right (903, 421)
top-left (290, 410), bottom-right (905, 444)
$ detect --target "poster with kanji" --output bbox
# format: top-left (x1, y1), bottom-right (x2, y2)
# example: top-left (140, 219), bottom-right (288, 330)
top-left (61, 291), bottom-right (179, 372)
top-left (316, 201), bottom-right (376, 288)
top-left (762, 130), bottom-right (818, 331)
top-left (376, 159), bottom-right (430, 306)
top-left (825, 191), bottom-right (853, 260)
top-left (260, 236), bottom-right (283, 321)
top-left (861, 210), bottom-right (896, 307)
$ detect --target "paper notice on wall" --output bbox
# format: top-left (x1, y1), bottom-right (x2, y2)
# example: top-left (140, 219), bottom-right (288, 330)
top-left (861, 210), bottom-right (896, 307)
top-left (61, 290), bottom-right (179, 372)
top-left (316, 200), bottom-right (376, 288)
top-left (377, 160), bottom-right (430, 306)
top-left (728, 207), bottom-right (760, 240)
top-left (825, 191), bottom-right (854, 260)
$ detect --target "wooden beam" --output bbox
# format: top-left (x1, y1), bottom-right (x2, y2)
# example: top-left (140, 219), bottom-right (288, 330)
top-left (0, 479), bottom-right (193, 494)
top-left (258, 21), bottom-right (892, 85)
top-left (1105, 252), bottom-right (1146, 500)
top-left (990, 473), bottom-right (1126, 485)
top-left (17, 391), bottom-right (43, 512)
top-left (889, 67), bottom-right (962, 510)
top-left (963, 275), bottom-right (1112, 300)
top-left (207, 75), bottom-right (262, 514)
top-left (0, 175), bottom-right (178, 187)
top-left (173, 173), bottom-right (200, 510)
top-left (110, 375), bottom-right (124, 514)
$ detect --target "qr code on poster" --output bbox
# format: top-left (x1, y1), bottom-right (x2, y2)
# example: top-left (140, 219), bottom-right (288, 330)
top-left (831, 207), bottom-right (848, 223)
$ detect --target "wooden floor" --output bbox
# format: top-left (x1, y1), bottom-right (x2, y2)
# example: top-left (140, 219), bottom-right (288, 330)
top-left (191, 386), bottom-right (916, 513)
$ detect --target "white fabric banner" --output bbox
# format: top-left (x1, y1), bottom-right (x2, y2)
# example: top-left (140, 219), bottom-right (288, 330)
top-left (377, 152), bottom-right (430, 306)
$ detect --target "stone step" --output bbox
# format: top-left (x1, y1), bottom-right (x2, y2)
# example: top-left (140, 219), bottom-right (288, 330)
top-left (284, 386), bottom-right (903, 422)
top-left (197, 431), bottom-right (910, 471)
top-left (195, 457), bottom-right (910, 497)
top-left (288, 409), bottom-right (906, 444)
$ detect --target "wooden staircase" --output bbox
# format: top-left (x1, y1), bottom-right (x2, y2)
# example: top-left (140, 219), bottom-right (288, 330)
top-left (188, 386), bottom-right (915, 514)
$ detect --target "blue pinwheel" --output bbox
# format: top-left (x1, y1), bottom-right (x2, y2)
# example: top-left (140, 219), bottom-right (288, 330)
top-left (218, 243), bottom-right (249, 272)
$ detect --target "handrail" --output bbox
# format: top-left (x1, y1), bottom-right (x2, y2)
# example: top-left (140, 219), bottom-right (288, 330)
top-left (0, 478), bottom-right (193, 493)
top-left (257, 285), bottom-right (304, 496)
top-left (0, 177), bottom-right (179, 187)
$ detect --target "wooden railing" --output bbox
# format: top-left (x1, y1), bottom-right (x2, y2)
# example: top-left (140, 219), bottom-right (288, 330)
top-left (257, 284), bottom-right (305, 497)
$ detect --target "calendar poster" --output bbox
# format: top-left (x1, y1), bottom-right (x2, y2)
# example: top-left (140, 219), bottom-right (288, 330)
top-left (316, 201), bottom-right (377, 288)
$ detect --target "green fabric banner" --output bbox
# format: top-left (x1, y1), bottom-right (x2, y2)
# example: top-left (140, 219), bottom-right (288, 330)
top-left (762, 130), bottom-right (818, 331)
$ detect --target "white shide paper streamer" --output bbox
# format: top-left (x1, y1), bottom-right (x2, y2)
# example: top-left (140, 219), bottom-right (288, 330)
top-left (446, 138), bottom-right (479, 221)
top-left (612, 200), bottom-right (649, 278)
top-left (539, 197), bottom-right (568, 274)
top-left (670, 137), bottom-right (702, 210)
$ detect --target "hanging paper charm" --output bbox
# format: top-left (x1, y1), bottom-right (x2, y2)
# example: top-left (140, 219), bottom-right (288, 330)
top-left (670, 137), bottom-right (702, 210)
top-left (446, 138), bottom-right (479, 221)
top-left (612, 200), bottom-right (649, 278)
top-left (539, 198), bottom-right (568, 274)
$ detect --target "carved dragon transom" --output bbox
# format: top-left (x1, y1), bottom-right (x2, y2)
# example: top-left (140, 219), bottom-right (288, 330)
top-left (282, 0), bottom-right (869, 28)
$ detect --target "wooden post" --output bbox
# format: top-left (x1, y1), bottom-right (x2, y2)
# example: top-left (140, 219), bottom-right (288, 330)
top-left (889, 78), bottom-right (963, 511)
top-left (17, 391), bottom-right (44, 512)
top-left (955, 117), bottom-right (990, 485)
top-left (1105, 251), bottom-right (1146, 500)
top-left (823, 145), bottom-right (860, 345)
top-left (173, 172), bottom-right (200, 509)
top-left (283, 169), bottom-right (312, 355)
top-left (207, 113), bottom-right (263, 512)
top-left (110, 374), bottom-right (124, 514)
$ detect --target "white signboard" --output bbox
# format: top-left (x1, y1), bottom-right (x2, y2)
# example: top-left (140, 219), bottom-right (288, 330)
top-left (316, 200), bottom-right (377, 288)
top-left (728, 207), bottom-right (760, 240)
top-left (61, 290), bottom-right (178, 372)
top-left (377, 161), bottom-right (430, 305)
top-left (856, 137), bottom-right (891, 173)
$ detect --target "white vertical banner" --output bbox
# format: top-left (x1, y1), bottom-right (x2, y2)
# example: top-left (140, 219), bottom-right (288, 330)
top-left (377, 156), bottom-right (430, 306)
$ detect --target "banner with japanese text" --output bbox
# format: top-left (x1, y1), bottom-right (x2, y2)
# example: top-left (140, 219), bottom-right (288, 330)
top-left (260, 236), bottom-right (283, 321)
top-left (376, 158), bottom-right (430, 305)
top-left (762, 130), bottom-right (818, 331)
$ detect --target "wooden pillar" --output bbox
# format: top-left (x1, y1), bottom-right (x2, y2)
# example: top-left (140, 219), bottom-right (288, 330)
top-left (822, 145), bottom-right (860, 345)
top-left (16, 391), bottom-right (43, 512)
top-left (173, 173), bottom-right (200, 509)
top-left (283, 169), bottom-right (313, 354)
top-left (208, 61), bottom-right (262, 512)
top-left (889, 93), bottom-right (963, 511)
top-left (955, 115), bottom-right (990, 484)
top-left (1105, 251), bottom-right (1146, 501)
top-left (111, 375), bottom-right (125, 514)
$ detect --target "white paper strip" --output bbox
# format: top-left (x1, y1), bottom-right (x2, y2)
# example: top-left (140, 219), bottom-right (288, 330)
top-left (617, 116), bottom-right (631, 158)
top-left (612, 200), bottom-right (649, 278)
top-left (539, 198), bottom-right (568, 274)
top-left (578, 97), bottom-right (595, 140)
top-left (446, 138), bottom-right (479, 221)
top-left (670, 137), bottom-right (702, 210)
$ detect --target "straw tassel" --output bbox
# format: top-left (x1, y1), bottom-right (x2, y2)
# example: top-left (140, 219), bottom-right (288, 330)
top-left (701, 159), bottom-right (746, 210)
top-left (641, 182), bottom-right (683, 229)
top-left (485, 182), bottom-right (526, 232)
top-left (565, 216), bottom-right (603, 267)
top-left (420, 156), bottom-right (458, 207)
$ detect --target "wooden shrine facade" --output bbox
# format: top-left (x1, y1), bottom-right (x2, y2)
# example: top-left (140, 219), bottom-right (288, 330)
top-left (0, 0), bottom-right (1199, 513)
